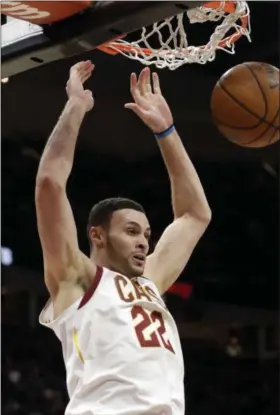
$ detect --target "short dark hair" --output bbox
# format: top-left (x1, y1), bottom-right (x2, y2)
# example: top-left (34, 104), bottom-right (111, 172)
top-left (87, 197), bottom-right (146, 248)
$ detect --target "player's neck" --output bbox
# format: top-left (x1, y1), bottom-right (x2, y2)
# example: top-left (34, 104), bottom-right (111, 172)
top-left (90, 250), bottom-right (112, 272)
top-left (90, 251), bottom-right (130, 277)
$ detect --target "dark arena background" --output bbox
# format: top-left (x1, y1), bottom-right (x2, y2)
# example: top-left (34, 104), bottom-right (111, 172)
top-left (1, 2), bottom-right (279, 415)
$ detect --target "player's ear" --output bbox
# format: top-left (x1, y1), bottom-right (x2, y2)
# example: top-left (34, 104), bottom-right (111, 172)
top-left (89, 226), bottom-right (105, 248)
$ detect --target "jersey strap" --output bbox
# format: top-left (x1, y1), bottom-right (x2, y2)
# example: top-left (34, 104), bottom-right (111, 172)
top-left (78, 265), bottom-right (103, 310)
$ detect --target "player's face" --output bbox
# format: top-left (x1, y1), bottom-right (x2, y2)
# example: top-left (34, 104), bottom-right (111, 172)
top-left (105, 209), bottom-right (151, 277)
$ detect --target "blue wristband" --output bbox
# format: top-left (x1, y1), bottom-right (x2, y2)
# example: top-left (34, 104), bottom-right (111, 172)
top-left (154, 124), bottom-right (175, 140)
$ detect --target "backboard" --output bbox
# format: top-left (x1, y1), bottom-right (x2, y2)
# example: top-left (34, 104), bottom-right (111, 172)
top-left (1, 1), bottom-right (205, 78)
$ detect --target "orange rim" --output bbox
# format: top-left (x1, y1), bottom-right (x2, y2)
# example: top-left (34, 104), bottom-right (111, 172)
top-left (97, 1), bottom-right (249, 56)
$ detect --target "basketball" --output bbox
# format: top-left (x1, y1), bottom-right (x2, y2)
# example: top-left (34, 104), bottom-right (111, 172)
top-left (210, 62), bottom-right (279, 148)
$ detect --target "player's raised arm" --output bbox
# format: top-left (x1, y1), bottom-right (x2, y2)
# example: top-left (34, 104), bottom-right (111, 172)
top-left (125, 67), bottom-right (211, 295)
top-left (35, 61), bottom-right (95, 298)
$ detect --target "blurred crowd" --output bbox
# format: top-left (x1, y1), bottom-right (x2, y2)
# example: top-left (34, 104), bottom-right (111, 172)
top-left (2, 324), bottom-right (278, 415)
top-left (185, 353), bottom-right (278, 415)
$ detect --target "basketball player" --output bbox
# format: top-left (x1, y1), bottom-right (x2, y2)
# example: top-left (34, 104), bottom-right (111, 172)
top-left (37, 60), bottom-right (211, 414)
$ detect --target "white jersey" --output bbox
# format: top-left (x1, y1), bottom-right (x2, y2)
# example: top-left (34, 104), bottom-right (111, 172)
top-left (39, 266), bottom-right (185, 415)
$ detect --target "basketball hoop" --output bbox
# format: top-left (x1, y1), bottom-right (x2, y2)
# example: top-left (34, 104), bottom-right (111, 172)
top-left (99, 1), bottom-right (251, 70)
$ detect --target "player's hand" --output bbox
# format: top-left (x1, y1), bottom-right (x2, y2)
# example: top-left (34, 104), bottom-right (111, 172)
top-left (66, 60), bottom-right (95, 112)
top-left (125, 67), bottom-right (173, 133)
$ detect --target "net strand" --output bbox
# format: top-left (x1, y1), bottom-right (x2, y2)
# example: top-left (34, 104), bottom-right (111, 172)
top-left (105, 1), bottom-right (251, 70)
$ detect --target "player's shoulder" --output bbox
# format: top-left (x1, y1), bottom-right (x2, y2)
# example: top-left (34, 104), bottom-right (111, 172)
top-left (78, 252), bottom-right (100, 289)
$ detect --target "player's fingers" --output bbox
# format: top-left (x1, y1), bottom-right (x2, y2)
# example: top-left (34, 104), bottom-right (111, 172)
top-left (70, 61), bottom-right (84, 76)
top-left (80, 64), bottom-right (94, 84)
top-left (138, 67), bottom-right (151, 95)
top-left (84, 89), bottom-right (94, 103)
top-left (137, 69), bottom-right (145, 94)
top-left (80, 73), bottom-right (90, 84)
top-left (84, 60), bottom-right (93, 68)
top-left (152, 72), bottom-right (162, 95)
top-left (145, 68), bottom-right (152, 94)
top-left (133, 90), bottom-right (148, 108)
top-left (71, 61), bottom-right (93, 79)
top-left (124, 102), bottom-right (147, 118)
top-left (130, 73), bottom-right (138, 101)
top-left (130, 73), bottom-right (146, 107)
top-left (130, 72), bottom-right (137, 90)
top-left (70, 62), bottom-right (79, 74)
top-left (81, 61), bottom-right (94, 78)
top-left (79, 61), bottom-right (94, 75)
top-left (79, 60), bottom-right (93, 70)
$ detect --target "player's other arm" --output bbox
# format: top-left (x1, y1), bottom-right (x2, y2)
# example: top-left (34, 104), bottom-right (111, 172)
top-left (146, 128), bottom-right (211, 294)
top-left (125, 68), bottom-right (211, 295)
top-left (35, 61), bottom-right (95, 298)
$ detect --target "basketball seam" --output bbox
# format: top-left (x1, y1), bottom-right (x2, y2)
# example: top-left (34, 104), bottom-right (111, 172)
top-left (212, 100), bottom-right (279, 132)
top-left (212, 110), bottom-right (261, 130)
top-left (240, 106), bottom-right (279, 145)
top-left (217, 81), bottom-right (268, 128)
top-left (214, 81), bottom-right (263, 129)
top-left (267, 108), bottom-right (280, 145)
top-left (236, 126), bottom-right (279, 147)
top-left (214, 108), bottom-right (279, 146)
top-left (212, 115), bottom-right (279, 131)
top-left (246, 63), bottom-right (279, 130)
top-left (244, 63), bottom-right (269, 124)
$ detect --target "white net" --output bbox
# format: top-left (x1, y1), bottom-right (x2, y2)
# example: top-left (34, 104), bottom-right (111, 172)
top-left (106, 1), bottom-right (251, 70)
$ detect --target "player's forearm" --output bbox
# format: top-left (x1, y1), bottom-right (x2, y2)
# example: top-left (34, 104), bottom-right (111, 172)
top-left (157, 129), bottom-right (211, 221)
top-left (37, 97), bottom-right (87, 186)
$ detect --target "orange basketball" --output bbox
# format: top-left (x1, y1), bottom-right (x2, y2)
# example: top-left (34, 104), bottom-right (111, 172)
top-left (210, 62), bottom-right (279, 148)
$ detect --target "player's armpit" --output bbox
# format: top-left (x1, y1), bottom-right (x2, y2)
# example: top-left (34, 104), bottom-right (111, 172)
top-left (144, 215), bottom-right (209, 295)
top-left (35, 177), bottom-right (95, 298)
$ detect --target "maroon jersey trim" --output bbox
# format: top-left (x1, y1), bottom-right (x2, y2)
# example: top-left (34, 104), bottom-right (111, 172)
top-left (78, 265), bottom-right (103, 310)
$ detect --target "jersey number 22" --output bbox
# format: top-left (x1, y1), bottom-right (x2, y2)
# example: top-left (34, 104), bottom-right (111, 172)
top-left (131, 306), bottom-right (174, 353)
